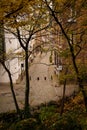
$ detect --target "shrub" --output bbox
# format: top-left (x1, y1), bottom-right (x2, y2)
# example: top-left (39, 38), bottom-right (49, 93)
top-left (8, 118), bottom-right (38, 130)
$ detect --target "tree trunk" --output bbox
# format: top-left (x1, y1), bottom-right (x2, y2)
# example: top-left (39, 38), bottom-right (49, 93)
top-left (78, 77), bottom-right (87, 112)
top-left (60, 78), bottom-right (66, 116)
top-left (60, 67), bottom-right (68, 116)
top-left (24, 49), bottom-right (31, 118)
top-left (71, 52), bottom-right (87, 111)
top-left (1, 62), bottom-right (21, 117)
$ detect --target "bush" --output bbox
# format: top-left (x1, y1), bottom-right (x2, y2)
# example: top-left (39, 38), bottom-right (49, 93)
top-left (8, 118), bottom-right (38, 130)
top-left (39, 105), bottom-right (83, 130)
top-left (0, 112), bottom-right (17, 123)
top-left (52, 115), bottom-right (81, 130)
top-left (39, 106), bottom-right (56, 122)
top-left (0, 122), bottom-right (9, 130)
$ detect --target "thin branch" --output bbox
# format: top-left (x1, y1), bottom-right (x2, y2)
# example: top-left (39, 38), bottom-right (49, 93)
top-left (75, 45), bottom-right (82, 58)
top-left (5, 6), bottom-right (23, 18)
top-left (75, 31), bottom-right (85, 57)
top-left (33, 23), bottom-right (51, 35)
top-left (4, 0), bottom-right (32, 18)
top-left (16, 28), bottom-right (26, 50)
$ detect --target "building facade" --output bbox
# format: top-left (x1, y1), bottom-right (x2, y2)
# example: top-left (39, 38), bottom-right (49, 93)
top-left (0, 29), bottom-right (34, 84)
